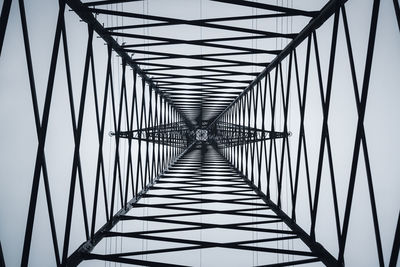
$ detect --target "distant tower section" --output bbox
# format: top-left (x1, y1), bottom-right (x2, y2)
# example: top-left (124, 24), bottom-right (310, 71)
top-left (196, 129), bottom-right (208, 141)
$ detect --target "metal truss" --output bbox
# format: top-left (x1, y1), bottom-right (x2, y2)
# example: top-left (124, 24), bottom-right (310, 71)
top-left (213, 1), bottom-right (400, 267)
top-left (66, 143), bottom-right (197, 266)
top-left (111, 121), bottom-right (192, 148)
top-left (1, 0), bottom-right (189, 265)
top-left (68, 143), bottom-right (338, 266)
top-left (0, 0), bottom-right (399, 266)
top-left (211, 121), bottom-right (289, 148)
top-left (65, 0), bottom-right (323, 125)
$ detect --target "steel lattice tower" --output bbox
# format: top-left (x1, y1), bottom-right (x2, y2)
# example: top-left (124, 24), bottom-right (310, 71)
top-left (0, 0), bottom-right (399, 266)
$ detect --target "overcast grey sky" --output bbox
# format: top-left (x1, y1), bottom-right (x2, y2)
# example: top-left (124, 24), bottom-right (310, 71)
top-left (0, 0), bottom-right (399, 266)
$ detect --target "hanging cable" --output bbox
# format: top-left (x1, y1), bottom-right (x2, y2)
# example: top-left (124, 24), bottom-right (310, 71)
top-left (199, 2), bottom-right (203, 266)
top-left (275, 0), bottom-right (279, 263)
top-left (289, 1), bottom-right (294, 264)
top-left (284, 0), bottom-right (289, 264)
top-left (105, 4), bottom-right (111, 267)
top-left (251, 3), bottom-right (256, 266)
top-left (118, 4), bottom-right (125, 266)
top-left (120, 3), bottom-right (125, 266)
top-left (114, 6), bottom-right (121, 267)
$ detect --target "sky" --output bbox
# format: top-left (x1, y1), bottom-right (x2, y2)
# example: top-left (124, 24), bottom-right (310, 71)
top-left (0, 0), bottom-right (399, 266)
